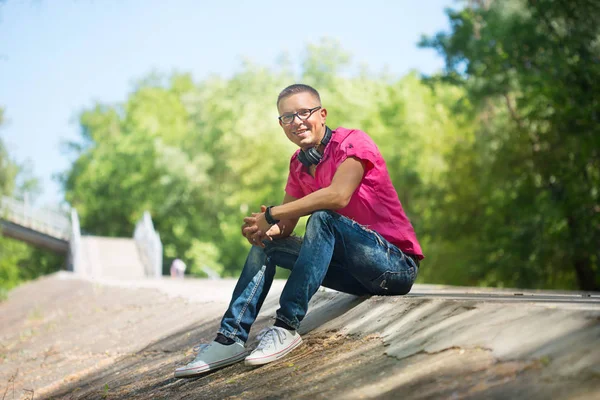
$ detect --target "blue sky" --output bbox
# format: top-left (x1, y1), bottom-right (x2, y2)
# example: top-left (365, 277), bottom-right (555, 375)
top-left (0, 0), bottom-right (456, 206)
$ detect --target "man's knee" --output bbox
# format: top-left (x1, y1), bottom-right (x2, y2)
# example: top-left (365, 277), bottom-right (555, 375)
top-left (245, 244), bottom-right (267, 268)
top-left (263, 236), bottom-right (302, 257)
top-left (306, 210), bottom-right (335, 228)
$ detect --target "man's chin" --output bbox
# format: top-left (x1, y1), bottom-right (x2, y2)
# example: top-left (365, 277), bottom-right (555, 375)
top-left (298, 139), bottom-right (316, 149)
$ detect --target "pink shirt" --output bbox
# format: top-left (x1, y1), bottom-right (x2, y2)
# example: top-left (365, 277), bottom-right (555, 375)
top-left (285, 127), bottom-right (423, 258)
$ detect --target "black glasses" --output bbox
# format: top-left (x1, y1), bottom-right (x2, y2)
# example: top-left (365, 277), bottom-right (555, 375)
top-left (278, 106), bottom-right (321, 125)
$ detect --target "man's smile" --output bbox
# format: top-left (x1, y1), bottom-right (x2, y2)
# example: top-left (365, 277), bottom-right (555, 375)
top-left (294, 129), bottom-right (309, 136)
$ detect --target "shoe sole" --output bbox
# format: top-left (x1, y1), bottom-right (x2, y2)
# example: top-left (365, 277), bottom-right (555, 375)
top-left (244, 336), bottom-right (303, 366)
top-left (174, 351), bottom-right (247, 378)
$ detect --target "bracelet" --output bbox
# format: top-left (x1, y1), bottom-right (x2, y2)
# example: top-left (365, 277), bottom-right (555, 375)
top-left (265, 206), bottom-right (280, 225)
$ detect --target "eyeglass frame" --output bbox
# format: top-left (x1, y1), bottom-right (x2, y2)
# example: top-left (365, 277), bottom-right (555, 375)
top-left (278, 106), bottom-right (322, 125)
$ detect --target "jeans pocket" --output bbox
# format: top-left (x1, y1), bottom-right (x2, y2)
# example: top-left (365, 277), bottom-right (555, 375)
top-left (371, 270), bottom-right (413, 295)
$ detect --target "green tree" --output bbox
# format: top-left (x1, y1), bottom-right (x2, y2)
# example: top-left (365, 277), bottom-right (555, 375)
top-left (0, 109), bottom-right (17, 197)
top-left (420, 0), bottom-right (600, 290)
top-left (1, 107), bottom-right (59, 296)
top-left (63, 70), bottom-right (296, 275)
top-left (1, 107), bottom-right (25, 295)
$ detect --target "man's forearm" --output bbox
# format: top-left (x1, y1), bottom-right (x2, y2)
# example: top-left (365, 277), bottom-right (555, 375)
top-left (269, 156), bottom-right (364, 223)
top-left (270, 187), bottom-right (347, 222)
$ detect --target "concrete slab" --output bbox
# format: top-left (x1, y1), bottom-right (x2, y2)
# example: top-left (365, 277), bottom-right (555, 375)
top-left (0, 272), bottom-right (598, 399)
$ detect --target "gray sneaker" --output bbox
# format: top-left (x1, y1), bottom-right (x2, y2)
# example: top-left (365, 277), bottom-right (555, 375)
top-left (245, 326), bottom-right (303, 366)
top-left (174, 341), bottom-right (247, 378)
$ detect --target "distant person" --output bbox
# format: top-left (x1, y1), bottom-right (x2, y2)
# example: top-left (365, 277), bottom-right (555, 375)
top-left (170, 259), bottom-right (186, 279)
top-left (175, 84), bottom-right (423, 378)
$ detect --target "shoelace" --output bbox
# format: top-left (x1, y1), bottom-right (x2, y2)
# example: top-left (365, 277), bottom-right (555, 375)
top-left (176, 343), bottom-right (210, 367)
top-left (254, 327), bottom-right (288, 351)
top-left (192, 343), bottom-right (210, 353)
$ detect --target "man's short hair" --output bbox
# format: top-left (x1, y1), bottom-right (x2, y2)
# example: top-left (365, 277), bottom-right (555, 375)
top-left (277, 84), bottom-right (321, 107)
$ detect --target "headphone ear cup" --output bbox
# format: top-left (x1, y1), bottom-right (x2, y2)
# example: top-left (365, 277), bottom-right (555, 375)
top-left (298, 150), bottom-right (312, 167)
top-left (297, 148), bottom-right (322, 167)
top-left (304, 148), bottom-right (322, 165)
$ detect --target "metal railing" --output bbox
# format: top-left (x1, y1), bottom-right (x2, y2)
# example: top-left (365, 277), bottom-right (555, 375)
top-left (134, 211), bottom-right (163, 278)
top-left (0, 195), bottom-right (71, 240)
top-left (2, 195), bottom-right (163, 278)
top-left (68, 208), bottom-right (82, 273)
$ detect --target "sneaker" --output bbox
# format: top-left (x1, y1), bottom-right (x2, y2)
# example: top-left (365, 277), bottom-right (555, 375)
top-left (174, 341), bottom-right (247, 378)
top-left (245, 326), bottom-right (303, 366)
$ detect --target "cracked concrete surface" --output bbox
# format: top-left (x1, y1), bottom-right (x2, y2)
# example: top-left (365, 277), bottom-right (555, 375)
top-left (0, 272), bottom-right (599, 399)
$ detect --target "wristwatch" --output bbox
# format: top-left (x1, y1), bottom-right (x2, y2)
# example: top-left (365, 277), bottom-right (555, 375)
top-left (265, 206), bottom-right (280, 225)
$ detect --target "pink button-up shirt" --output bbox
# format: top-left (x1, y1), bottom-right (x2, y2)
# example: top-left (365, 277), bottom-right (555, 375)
top-left (285, 127), bottom-right (423, 258)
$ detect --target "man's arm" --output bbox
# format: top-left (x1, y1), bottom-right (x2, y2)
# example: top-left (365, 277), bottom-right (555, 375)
top-left (266, 192), bottom-right (301, 239)
top-left (244, 156), bottom-right (366, 239)
top-left (270, 156), bottom-right (365, 221)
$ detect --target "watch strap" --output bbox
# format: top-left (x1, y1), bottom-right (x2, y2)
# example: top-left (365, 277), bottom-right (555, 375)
top-left (265, 206), bottom-right (280, 225)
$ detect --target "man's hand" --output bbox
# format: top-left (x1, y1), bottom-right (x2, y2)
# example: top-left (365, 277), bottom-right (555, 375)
top-left (241, 205), bottom-right (276, 248)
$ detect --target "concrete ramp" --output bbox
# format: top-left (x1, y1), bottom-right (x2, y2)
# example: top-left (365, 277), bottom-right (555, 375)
top-left (1, 274), bottom-right (598, 399)
top-left (79, 236), bottom-right (146, 279)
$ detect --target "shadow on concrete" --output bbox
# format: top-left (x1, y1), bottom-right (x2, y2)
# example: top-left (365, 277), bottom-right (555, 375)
top-left (34, 290), bottom-right (600, 399)
top-left (42, 292), bottom-right (369, 399)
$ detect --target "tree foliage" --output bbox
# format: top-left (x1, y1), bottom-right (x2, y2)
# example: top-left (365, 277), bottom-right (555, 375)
top-left (420, 0), bottom-right (599, 290)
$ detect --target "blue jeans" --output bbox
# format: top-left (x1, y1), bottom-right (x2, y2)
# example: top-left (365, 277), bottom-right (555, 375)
top-left (218, 210), bottom-right (419, 345)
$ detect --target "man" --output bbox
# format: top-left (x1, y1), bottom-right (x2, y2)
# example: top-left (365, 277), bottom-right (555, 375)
top-left (174, 84), bottom-right (423, 378)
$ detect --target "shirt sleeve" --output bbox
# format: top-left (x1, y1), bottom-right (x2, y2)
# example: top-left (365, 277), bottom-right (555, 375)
top-left (284, 152), bottom-right (305, 199)
top-left (336, 131), bottom-right (380, 172)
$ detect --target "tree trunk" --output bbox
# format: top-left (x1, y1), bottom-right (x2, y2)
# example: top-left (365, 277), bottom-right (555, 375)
top-left (573, 255), bottom-right (599, 291)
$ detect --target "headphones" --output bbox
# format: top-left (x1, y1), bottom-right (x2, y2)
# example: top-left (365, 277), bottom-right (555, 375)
top-left (297, 126), bottom-right (332, 167)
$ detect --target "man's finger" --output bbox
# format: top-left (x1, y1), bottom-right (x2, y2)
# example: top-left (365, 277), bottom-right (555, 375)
top-left (242, 226), bottom-right (258, 237)
top-left (251, 231), bottom-right (266, 248)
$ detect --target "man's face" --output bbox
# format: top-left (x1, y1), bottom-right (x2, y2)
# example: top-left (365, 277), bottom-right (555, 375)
top-left (278, 92), bottom-right (327, 149)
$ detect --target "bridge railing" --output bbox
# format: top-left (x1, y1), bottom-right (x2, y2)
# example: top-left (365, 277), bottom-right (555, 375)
top-left (2, 195), bottom-right (163, 278)
top-left (134, 211), bottom-right (163, 278)
top-left (0, 195), bottom-right (71, 240)
top-left (68, 208), bottom-right (82, 274)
